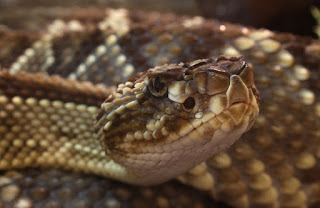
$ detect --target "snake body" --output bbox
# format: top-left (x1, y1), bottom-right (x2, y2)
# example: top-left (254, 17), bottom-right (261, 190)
top-left (0, 8), bottom-right (320, 208)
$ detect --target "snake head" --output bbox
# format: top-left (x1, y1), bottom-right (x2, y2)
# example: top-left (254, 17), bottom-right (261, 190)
top-left (95, 55), bottom-right (259, 185)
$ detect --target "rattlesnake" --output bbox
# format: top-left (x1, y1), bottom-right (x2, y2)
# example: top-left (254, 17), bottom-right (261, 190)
top-left (0, 8), bottom-right (320, 208)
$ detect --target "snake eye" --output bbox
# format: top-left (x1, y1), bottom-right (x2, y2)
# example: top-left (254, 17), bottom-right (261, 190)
top-left (148, 76), bottom-right (168, 97)
top-left (183, 97), bottom-right (195, 110)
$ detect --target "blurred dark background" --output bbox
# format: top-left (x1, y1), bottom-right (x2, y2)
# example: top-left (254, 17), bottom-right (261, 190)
top-left (0, 0), bottom-right (320, 37)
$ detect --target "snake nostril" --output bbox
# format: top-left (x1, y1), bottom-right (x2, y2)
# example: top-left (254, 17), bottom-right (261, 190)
top-left (183, 97), bottom-right (195, 110)
top-left (231, 98), bottom-right (247, 105)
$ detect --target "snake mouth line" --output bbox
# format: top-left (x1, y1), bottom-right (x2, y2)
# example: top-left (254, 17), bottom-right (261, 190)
top-left (166, 102), bottom-right (258, 149)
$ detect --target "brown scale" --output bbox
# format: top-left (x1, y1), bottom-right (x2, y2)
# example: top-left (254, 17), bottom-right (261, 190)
top-left (117, 24), bottom-right (228, 74)
top-left (47, 27), bottom-right (105, 78)
top-left (0, 169), bottom-right (220, 208)
top-left (0, 31), bottom-right (39, 68)
top-left (0, 70), bottom-right (111, 106)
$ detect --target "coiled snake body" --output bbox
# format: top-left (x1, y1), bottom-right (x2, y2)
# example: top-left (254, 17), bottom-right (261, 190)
top-left (0, 8), bottom-right (320, 208)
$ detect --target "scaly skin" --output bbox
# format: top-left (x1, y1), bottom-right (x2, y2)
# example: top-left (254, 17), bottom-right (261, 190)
top-left (0, 8), bottom-right (320, 208)
top-left (0, 56), bottom-right (259, 185)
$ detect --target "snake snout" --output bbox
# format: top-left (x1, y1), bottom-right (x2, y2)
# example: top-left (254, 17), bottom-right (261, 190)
top-left (227, 75), bottom-right (250, 107)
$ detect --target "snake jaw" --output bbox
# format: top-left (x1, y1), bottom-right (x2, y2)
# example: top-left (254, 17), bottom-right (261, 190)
top-left (95, 56), bottom-right (259, 185)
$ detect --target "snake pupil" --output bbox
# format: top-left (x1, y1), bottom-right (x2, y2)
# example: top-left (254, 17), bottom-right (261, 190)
top-left (154, 77), bottom-right (164, 93)
top-left (183, 97), bottom-right (195, 110)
